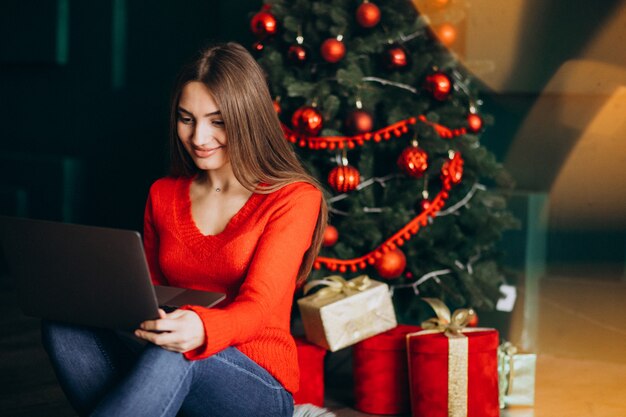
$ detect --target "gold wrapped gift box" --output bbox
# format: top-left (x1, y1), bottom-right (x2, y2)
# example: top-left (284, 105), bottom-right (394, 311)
top-left (297, 275), bottom-right (397, 352)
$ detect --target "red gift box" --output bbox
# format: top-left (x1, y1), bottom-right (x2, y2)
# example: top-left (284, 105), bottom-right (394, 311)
top-left (406, 299), bottom-right (499, 417)
top-left (353, 324), bottom-right (421, 415)
top-left (293, 336), bottom-right (326, 406)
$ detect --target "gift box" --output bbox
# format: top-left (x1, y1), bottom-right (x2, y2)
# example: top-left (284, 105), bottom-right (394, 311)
top-left (406, 298), bottom-right (500, 417)
top-left (297, 275), bottom-right (397, 352)
top-left (293, 336), bottom-right (327, 406)
top-left (353, 324), bottom-right (421, 415)
top-left (498, 342), bottom-right (536, 408)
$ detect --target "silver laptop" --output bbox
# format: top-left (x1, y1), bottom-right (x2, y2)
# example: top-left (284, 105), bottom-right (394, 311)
top-left (0, 216), bottom-right (225, 331)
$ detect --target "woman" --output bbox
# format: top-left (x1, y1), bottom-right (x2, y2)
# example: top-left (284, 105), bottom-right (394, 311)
top-left (42, 42), bottom-right (327, 417)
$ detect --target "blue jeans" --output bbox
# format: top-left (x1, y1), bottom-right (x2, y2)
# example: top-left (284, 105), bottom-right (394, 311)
top-left (41, 321), bottom-right (294, 417)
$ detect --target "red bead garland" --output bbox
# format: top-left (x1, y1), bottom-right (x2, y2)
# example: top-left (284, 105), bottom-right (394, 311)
top-left (281, 115), bottom-right (470, 150)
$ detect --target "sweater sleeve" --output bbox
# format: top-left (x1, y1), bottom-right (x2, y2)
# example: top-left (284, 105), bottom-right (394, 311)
top-left (181, 185), bottom-right (322, 360)
top-left (143, 182), bottom-right (167, 285)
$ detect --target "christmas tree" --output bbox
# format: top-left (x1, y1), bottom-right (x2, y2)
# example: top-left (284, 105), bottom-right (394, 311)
top-left (250, 0), bottom-right (518, 322)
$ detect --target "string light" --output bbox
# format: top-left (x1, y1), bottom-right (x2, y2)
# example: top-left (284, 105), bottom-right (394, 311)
top-left (398, 29), bottom-right (427, 43)
top-left (390, 269), bottom-right (450, 296)
top-left (361, 76), bottom-right (418, 94)
top-left (389, 253), bottom-right (483, 296)
top-left (436, 183), bottom-right (486, 217)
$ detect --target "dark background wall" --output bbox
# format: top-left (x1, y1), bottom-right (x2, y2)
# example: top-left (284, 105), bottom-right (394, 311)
top-left (0, 0), bottom-right (260, 231)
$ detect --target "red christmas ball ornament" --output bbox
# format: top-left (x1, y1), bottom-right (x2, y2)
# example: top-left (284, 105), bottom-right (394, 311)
top-left (441, 155), bottom-right (463, 184)
top-left (467, 113), bottom-right (483, 133)
top-left (291, 106), bottom-right (323, 136)
top-left (328, 165), bottom-right (361, 193)
top-left (434, 23), bottom-right (457, 47)
top-left (467, 309), bottom-right (479, 327)
top-left (287, 44), bottom-right (309, 65)
top-left (323, 225), bottom-right (339, 247)
top-left (252, 40), bottom-right (265, 52)
top-left (374, 249), bottom-right (407, 279)
top-left (397, 145), bottom-right (428, 178)
top-left (424, 72), bottom-right (452, 101)
top-left (250, 8), bottom-right (278, 38)
top-left (273, 100), bottom-right (281, 114)
top-left (345, 109), bottom-right (374, 134)
top-left (356, 2), bottom-right (381, 28)
top-left (382, 44), bottom-right (409, 70)
top-left (320, 38), bottom-right (346, 63)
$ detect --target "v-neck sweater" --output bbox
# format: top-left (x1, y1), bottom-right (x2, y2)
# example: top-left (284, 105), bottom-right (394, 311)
top-left (143, 176), bottom-right (322, 394)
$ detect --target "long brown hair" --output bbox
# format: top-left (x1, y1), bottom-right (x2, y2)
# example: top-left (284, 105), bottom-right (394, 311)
top-left (168, 42), bottom-right (328, 284)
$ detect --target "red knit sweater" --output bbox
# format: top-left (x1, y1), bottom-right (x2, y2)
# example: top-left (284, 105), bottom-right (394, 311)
top-left (143, 176), bottom-right (322, 394)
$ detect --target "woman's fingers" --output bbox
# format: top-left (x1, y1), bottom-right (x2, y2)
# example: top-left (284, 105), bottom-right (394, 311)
top-left (134, 328), bottom-right (190, 352)
top-left (140, 318), bottom-right (177, 332)
top-left (134, 309), bottom-right (205, 352)
top-left (135, 328), bottom-right (177, 346)
top-left (139, 308), bottom-right (177, 331)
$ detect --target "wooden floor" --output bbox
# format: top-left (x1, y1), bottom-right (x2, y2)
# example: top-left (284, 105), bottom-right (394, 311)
top-left (2, 269), bottom-right (626, 417)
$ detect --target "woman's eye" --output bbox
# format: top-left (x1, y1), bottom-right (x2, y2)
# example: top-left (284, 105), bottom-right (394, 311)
top-left (178, 115), bottom-right (194, 125)
top-left (212, 120), bottom-right (225, 127)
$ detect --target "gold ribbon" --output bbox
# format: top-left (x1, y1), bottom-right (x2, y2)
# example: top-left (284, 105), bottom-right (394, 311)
top-left (303, 275), bottom-right (372, 301)
top-left (499, 342), bottom-right (518, 396)
top-left (447, 334), bottom-right (469, 417)
top-left (408, 298), bottom-right (480, 417)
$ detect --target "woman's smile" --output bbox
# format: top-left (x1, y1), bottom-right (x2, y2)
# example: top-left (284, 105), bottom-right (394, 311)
top-left (192, 145), bottom-right (224, 159)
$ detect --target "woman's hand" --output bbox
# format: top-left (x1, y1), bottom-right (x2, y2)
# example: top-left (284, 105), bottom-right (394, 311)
top-left (135, 308), bottom-right (205, 353)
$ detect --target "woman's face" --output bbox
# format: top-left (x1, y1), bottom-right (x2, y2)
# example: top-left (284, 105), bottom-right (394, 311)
top-left (176, 81), bottom-right (229, 172)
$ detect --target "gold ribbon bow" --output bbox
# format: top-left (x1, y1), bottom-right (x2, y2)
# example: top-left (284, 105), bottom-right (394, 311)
top-left (407, 298), bottom-right (480, 417)
top-left (421, 297), bottom-right (475, 335)
top-left (303, 275), bottom-right (372, 301)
